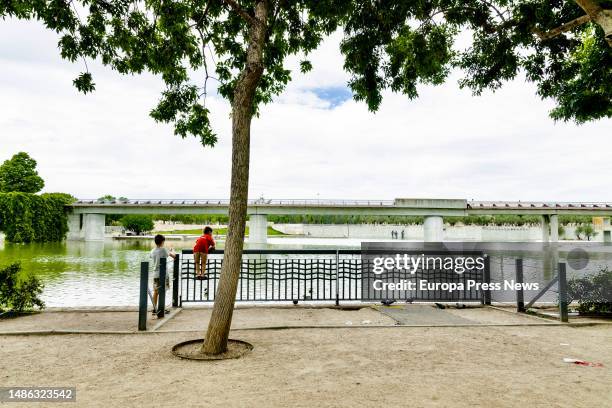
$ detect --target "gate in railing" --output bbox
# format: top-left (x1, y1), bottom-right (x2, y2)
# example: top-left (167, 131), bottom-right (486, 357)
top-left (178, 249), bottom-right (484, 305)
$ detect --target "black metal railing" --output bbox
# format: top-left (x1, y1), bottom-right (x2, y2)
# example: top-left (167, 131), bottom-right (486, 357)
top-left (179, 249), bottom-right (484, 304)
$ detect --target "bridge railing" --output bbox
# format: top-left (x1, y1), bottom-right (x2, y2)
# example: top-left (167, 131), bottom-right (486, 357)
top-left (470, 201), bottom-right (612, 209)
top-left (73, 198), bottom-right (612, 209)
top-left (74, 198), bottom-right (396, 206)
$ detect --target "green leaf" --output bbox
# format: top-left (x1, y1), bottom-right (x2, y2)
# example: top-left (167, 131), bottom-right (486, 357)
top-left (299, 60), bottom-right (313, 73)
top-left (73, 72), bottom-right (96, 94)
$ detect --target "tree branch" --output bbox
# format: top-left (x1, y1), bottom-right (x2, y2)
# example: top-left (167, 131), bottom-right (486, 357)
top-left (222, 0), bottom-right (256, 25)
top-left (574, 0), bottom-right (603, 17)
top-left (533, 14), bottom-right (591, 40)
top-left (480, 0), bottom-right (508, 23)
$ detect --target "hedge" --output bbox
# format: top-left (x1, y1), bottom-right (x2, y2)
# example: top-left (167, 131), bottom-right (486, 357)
top-left (0, 192), bottom-right (74, 243)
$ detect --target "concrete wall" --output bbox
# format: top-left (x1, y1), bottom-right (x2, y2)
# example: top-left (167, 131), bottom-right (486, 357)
top-left (272, 223), bottom-right (607, 241)
top-left (153, 221), bottom-right (227, 232)
top-left (275, 223), bottom-right (423, 239)
top-left (562, 225), bottom-right (607, 242)
top-left (105, 226), bottom-right (125, 236)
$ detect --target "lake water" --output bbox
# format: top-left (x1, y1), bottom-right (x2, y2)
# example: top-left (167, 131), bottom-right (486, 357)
top-left (0, 237), bottom-right (609, 307)
top-left (0, 237), bottom-right (362, 307)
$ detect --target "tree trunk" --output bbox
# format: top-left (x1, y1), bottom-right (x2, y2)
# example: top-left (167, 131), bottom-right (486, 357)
top-left (202, 0), bottom-right (268, 355)
top-left (595, 10), bottom-right (612, 45)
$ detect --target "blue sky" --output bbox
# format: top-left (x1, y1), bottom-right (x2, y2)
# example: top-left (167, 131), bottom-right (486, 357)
top-left (1, 19), bottom-right (612, 202)
top-left (311, 87), bottom-right (353, 108)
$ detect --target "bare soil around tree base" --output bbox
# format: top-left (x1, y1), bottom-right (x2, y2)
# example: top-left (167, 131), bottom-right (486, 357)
top-left (0, 324), bottom-right (610, 408)
top-left (172, 338), bottom-right (253, 360)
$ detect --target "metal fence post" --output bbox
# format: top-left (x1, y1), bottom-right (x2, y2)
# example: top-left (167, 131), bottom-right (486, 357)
top-left (335, 250), bottom-right (340, 306)
top-left (172, 254), bottom-right (180, 307)
top-left (516, 258), bottom-right (525, 312)
top-left (483, 254), bottom-right (491, 305)
top-left (558, 262), bottom-right (569, 323)
top-left (138, 262), bottom-right (149, 331)
top-left (158, 258), bottom-right (167, 318)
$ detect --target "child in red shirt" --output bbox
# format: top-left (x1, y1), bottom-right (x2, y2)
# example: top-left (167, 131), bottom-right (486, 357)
top-left (194, 226), bottom-right (215, 280)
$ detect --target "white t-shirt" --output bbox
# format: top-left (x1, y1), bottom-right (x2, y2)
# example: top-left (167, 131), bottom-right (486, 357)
top-left (150, 247), bottom-right (169, 278)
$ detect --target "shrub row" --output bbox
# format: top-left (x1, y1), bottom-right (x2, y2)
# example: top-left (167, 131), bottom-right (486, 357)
top-left (0, 192), bottom-right (74, 243)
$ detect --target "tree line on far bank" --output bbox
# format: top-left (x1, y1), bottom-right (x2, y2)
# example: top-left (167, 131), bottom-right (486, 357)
top-left (104, 208), bottom-right (601, 228)
top-left (96, 196), bottom-right (602, 227)
top-left (101, 209), bottom-right (603, 240)
top-left (110, 212), bottom-right (602, 240)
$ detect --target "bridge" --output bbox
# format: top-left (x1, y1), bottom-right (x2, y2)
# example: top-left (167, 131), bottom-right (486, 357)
top-left (67, 198), bottom-right (612, 243)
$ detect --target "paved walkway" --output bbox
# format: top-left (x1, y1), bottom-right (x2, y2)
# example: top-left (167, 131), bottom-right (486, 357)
top-left (378, 304), bottom-right (480, 325)
top-left (376, 304), bottom-right (558, 326)
top-left (0, 305), bottom-right (580, 334)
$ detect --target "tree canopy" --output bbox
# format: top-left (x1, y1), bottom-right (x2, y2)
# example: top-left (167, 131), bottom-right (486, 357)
top-left (96, 195), bottom-right (128, 203)
top-left (2, 0), bottom-right (610, 145)
top-left (0, 152), bottom-right (45, 193)
top-left (120, 214), bottom-right (154, 235)
top-left (341, 1), bottom-right (612, 122)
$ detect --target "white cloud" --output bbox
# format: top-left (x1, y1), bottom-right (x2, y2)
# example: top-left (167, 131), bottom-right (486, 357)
top-left (1, 19), bottom-right (611, 202)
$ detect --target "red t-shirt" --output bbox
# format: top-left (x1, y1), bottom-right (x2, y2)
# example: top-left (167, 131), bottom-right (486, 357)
top-left (194, 234), bottom-right (215, 254)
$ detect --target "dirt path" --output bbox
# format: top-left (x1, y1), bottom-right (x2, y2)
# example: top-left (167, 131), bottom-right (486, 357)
top-left (1, 324), bottom-right (610, 407)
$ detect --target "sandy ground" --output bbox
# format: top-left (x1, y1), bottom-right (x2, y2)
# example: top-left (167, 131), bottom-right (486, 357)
top-left (0, 325), bottom-right (610, 407)
top-left (0, 311), bottom-right (141, 332)
top-left (0, 306), bottom-right (611, 407)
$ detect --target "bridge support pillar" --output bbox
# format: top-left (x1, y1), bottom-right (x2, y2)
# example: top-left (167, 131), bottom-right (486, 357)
top-left (541, 215), bottom-right (551, 243)
top-left (68, 213), bottom-right (105, 241)
top-left (84, 214), bottom-right (106, 241)
top-left (549, 215), bottom-right (559, 242)
top-left (249, 214), bottom-right (267, 245)
top-left (604, 218), bottom-right (611, 243)
top-left (67, 213), bottom-right (83, 240)
top-left (423, 215), bottom-right (443, 242)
